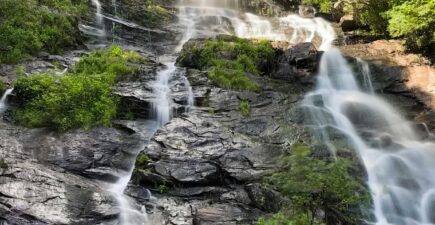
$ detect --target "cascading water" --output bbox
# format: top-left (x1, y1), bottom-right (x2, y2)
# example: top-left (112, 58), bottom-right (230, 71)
top-left (0, 88), bottom-right (13, 114)
top-left (79, 0), bottom-right (106, 38)
top-left (152, 61), bottom-right (177, 126)
top-left (303, 30), bottom-right (435, 225)
top-left (357, 58), bottom-right (375, 94)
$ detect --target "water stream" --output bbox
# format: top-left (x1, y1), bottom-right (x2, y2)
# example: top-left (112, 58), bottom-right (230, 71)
top-left (303, 34), bottom-right (435, 225)
top-left (0, 88), bottom-right (13, 115)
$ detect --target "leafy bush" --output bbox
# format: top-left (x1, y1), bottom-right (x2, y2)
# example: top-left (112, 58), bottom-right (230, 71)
top-left (303, 0), bottom-right (334, 12)
top-left (117, 0), bottom-right (172, 28)
top-left (239, 99), bottom-right (251, 116)
top-left (0, 0), bottom-right (87, 64)
top-left (0, 80), bottom-right (6, 96)
top-left (180, 36), bottom-right (275, 91)
top-left (385, 0), bottom-right (435, 54)
top-left (14, 46), bottom-right (144, 131)
top-left (258, 211), bottom-right (325, 225)
top-left (262, 144), bottom-right (370, 225)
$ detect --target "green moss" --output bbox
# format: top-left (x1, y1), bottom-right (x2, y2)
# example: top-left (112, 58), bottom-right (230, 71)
top-left (181, 36), bottom-right (275, 91)
top-left (263, 144), bottom-right (370, 225)
top-left (13, 45), bottom-right (144, 131)
top-left (118, 0), bottom-right (172, 28)
top-left (239, 99), bottom-right (251, 116)
top-left (0, 159), bottom-right (8, 170)
top-left (135, 152), bottom-right (150, 170)
top-left (0, 0), bottom-right (87, 64)
top-left (0, 80), bottom-right (6, 96)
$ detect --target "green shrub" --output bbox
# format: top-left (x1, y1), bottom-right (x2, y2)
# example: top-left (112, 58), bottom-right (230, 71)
top-left (180, 36), bottom-right (275, 91)
top-left (0, 80), bottom-right (6, 96)
top-left (0, 0), bottom-right (87, 64)
top-left (258, 211), bottom-right (325, 225)
top-left (303, 0), bottom-right (334, 13)
top-left (14, 46), bottom-right (144, 131)
top-left (117, 0), bottom-right (172, 28)
top-left (239, 99), bottom-right (251, 116)
top-left (135, 152), bottom-right (150, 170)
top-left (264, 144), bottom-right (370, 225)
top-left (385, 0), bottom-right (435, 54)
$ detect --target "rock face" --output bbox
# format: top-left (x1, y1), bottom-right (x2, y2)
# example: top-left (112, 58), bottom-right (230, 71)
top-left (340, 40), bottom-right (435, 131)
top-left (129, 37), bottom-right (313, 225)
top-left (271, 42), bottom-right (320, 82)
top-left (0, 119), bottom-right (159, 225)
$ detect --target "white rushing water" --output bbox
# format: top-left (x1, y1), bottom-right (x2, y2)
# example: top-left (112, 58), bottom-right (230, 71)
top-left (80, 0), bottom-right (106, 38)
top-left (303, 35), bottom-right (435, 225)
top-left (0, 88), bottom-right (13, 114)
top-left (152, 62), bottom-right (177, 126)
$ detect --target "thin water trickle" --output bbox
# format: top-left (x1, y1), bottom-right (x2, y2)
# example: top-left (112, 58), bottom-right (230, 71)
top-left (357, 58), bottom-right (375, 94)
top-left (0, 88), bottom-right (13, 114)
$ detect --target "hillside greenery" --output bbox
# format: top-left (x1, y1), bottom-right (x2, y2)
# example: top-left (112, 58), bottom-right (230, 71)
top-left (13, 46), bottom-right (145, 131)
top-left (259, 144), bottom-right (370, 225)
top-left (303, 0), bottom-right (435, 56)
top-left (0, 0), bottom-right (87, 64)
top-left (179, 36), bottom-right (276, 91)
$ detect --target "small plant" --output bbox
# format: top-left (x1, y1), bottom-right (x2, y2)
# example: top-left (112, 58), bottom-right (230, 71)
top-left (0, 159), bottom-right (8, 170)
top-left (239, 99), bottom-right (251, 116)
top-left (262, 144), bottom-right (370, 225)
top-left (0, 80), bottom-right (6, 95)
top-left (135, 152), bottom-right (150, 171)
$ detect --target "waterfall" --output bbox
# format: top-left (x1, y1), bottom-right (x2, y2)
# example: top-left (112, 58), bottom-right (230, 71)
top-left (303, 33), bottom-right (435, 225)
top-left (0, 88), bottom-right (13, 115)
top-left (357, 58), bottom-right (375, 94)
top-left (80, 0), bottom-right (106, 38)
top-left (152, 62), bottom-right (176, 126)
top-left (175, 1), bottom-right (435, 224)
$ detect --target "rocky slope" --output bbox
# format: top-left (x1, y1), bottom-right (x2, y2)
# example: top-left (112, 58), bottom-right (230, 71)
top-left (1, 1), bottom-right (434, 224)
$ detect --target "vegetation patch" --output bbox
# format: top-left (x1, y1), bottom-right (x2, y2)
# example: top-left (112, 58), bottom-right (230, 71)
top-left (239, 99), bottom-right (251, 116)
top-left (302, 0), bottom-right (434, 57)
top-left (0, 0), bottom-right (88, 64)
top-left (0, 80), bottom-right (6, 96)
top-left (119, 0), bottom-right (173, 28)
top-left (178, 36), bottom-right (276, 91)
top-left (260, 144), bottom-right (370, 225)
top-left (13, 45), bottom-right (145, 131)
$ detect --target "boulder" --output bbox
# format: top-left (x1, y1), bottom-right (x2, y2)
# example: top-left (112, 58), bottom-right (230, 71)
top-left (271, 42), bottom-right (320, 82)
top-left (339, 15), bottom-right (358, 32)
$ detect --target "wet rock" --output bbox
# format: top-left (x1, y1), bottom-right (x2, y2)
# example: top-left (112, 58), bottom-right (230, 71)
top-left (0, 125), bottom-right (119, 224)
top-left (271, 42), bottom-right (319, 82)
top-left (193, 204), bottom-right (262, 225)
top-left (339, 15), bottom-right (358, 32)
top-left (245, 183), bottom-right (283, 213)
top-left (298, 5), bottom-right (316, 18)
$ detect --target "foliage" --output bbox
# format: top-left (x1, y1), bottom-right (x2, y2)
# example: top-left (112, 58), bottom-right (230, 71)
top-left (0, 80), bottom-right (6, 96)
top-left (385, 0), bottom-right (435, 53)
top-left (0, 0), bottom-right (87, 64)
top-left (303, 0), bottom-right (334, 13)
top-left (239, 99), bottom-right (251, 116)
top-left (258, 211), bottom-right (324, 225)
top-left (13, 46), bottom-right (144, 131)
top-left (183, 36), bottom-right (275, 91)
top-left (135, 152), bottom-right (150, 170)
top-left (119, 0), bottom-right (172, 28)
top-left (263, 144), bottom-right (370, 225)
